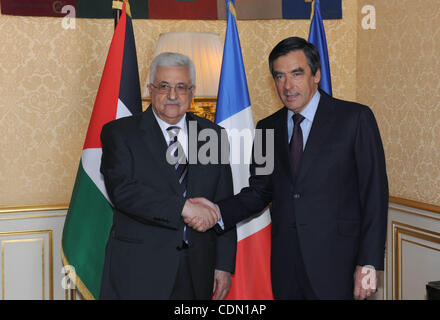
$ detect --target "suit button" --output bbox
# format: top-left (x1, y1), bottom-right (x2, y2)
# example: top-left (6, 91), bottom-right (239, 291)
top-left (293, 193), bottom-right (301, 199)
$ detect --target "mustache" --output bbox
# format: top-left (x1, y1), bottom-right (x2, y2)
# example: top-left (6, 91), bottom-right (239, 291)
top-left (283, 90), bottom-right (299, 95)
top-left (163, 99), bottom-right (181, 107)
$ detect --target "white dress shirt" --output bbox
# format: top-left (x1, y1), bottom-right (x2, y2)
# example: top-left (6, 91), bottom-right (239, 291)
top-left (152, 109), bottom-right (188, 157)
top-left (287, 90), bottom-right (321, 149)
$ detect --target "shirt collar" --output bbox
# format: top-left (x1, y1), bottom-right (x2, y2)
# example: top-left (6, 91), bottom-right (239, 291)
top-left (152, 108), bottom-right (187, 134)
top-left (287, 90), bottom-right (321, 123)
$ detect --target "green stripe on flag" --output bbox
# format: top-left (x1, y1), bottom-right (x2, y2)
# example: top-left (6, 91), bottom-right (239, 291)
top-left (62, 160), bottom-right (113, 299)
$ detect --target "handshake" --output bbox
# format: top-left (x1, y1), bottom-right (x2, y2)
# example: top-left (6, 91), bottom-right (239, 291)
top-left (182, 198), bottom-right (221, 232)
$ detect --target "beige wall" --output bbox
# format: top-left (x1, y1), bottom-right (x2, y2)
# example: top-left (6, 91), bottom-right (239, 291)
top-left (0, 0), bottom-right (380, 207)
top-left (357, 0), bottom-right (440, 206)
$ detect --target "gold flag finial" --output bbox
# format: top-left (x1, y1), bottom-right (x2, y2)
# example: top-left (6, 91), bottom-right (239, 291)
top-left (310, 0), bottom-right (315, 20)
top-left (228, 1), bottom-right (237, 19)
top-left (112, 0), bottom-right (132, 18)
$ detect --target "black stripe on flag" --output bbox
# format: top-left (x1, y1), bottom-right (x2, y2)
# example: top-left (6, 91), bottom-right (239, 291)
top-left (119, 13), bottom-right (143, 115)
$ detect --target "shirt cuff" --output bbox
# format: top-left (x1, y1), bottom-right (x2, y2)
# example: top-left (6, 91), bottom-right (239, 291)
top-left (215, 204), bottom-right (225, 230)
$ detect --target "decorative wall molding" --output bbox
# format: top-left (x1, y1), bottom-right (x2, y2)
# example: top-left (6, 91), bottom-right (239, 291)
top-left (390, 197), bottom-right (440, 216)
top-left (0, 207), bottom-right (67, 300)
top-left (387, 205), bottom-right (440, 300)
top-left (0, 229), bottom-right (54, 300)
top-left (0, 205), bottom-right (69, 214)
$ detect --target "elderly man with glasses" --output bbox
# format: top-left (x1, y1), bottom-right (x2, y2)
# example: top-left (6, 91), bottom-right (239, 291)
top-left (99, 52), bottom-right (237, 300)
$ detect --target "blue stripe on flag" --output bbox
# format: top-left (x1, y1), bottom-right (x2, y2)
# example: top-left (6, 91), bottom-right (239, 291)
top-left (308, 0), bottom-right (332, 96)
top-left (215, 0), bottom-right (251, 124)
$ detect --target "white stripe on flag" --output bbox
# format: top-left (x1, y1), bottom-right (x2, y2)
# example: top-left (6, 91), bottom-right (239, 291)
top-left (218, 105), bottom-right (254, 133)
top-left (116, 98), bottom-right (133, 119)
top-left (82, 98), bottom-right (133, 206)
top-left (218, 106), bottom-right (254, 194)
top-left (81, 148), bottom-right (111, 204)
top-left (236, 209), bottom-right (271, 242)
top-left (218, 105), bottom-right (272, 242)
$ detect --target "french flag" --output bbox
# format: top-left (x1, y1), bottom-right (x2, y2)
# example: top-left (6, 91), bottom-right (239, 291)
top-left (216, 0), bottom-right (273, 300)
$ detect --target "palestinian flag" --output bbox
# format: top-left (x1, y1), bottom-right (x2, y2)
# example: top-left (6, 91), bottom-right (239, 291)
top-left (61, 2), bottom-right (142, 300)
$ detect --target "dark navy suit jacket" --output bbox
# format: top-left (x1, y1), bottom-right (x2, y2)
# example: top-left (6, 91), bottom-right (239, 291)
top-left (99, 106), bottom-right (236, 299)
top-left (218, 91), bottom-right (388, 299)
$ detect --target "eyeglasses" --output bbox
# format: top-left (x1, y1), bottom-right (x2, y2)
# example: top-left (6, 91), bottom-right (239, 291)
top-left (150, 82), bottom-right (193, 95)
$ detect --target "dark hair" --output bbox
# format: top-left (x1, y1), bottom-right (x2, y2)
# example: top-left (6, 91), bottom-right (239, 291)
top-left (268, 37), bottom-right (321, 77)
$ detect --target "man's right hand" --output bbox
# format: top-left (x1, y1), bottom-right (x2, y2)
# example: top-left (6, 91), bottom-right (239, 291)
top-left (181, 198), bottom-right (220, 232)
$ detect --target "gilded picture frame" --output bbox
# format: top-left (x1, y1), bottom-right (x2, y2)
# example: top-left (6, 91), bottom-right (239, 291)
top-left (141, 97), bottom-right (217, 122)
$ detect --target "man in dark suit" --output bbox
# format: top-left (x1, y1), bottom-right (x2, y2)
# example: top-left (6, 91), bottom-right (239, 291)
top-left (99, 52), bottom-right (237, 300)
top-left (187, 37), bottom-right (388, 300)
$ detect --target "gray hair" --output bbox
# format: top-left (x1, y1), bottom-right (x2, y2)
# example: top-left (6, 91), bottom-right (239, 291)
top-left (149, 52), bottom-right (196, 85)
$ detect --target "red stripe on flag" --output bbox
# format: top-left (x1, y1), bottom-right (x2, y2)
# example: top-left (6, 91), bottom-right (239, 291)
top-left (225, 223), bottom-right (274, 300)
top-left (83, 5), bottom-right (127, 150)
top-left (148, 0), bottom-right (218, 20)
top-left (1, 0), bottom-right (76, 17)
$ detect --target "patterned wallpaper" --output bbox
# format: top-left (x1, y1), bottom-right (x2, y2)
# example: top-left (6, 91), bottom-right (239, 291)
top-left (357, 0), bottom-right (440, 206)
top-left (1, 1), bottom-right (359, 206)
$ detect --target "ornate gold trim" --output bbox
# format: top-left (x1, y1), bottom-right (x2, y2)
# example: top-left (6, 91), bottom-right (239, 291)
top-left (389, 205), bottom-right (440, 222)
top-left (392, 221), bottom-right (440, 238)
top-left (0, 230), bottom-right (53, 300)
top-left (392, 221), bottom-right (440, 300)
top-left (0, 204), bottom-right (68, 214)
top-left (389, 196), bottom-right (440, 215)
top-left (112, 0), bottom-right (131, 17)
top-left (61, 247), bottom-right (95, 300)
top-left (0, 214), bottom-right (67, 222)
top-left (142, 97), bottom-right (217, 103)
top-left (0, 197), bottom-right (438, 218)
top-left (142, 97), bottom-right (217, 122)
top-left (402, 238), bottom-right (440, 253)
top-left (2, 238), bottom-right (45, 299)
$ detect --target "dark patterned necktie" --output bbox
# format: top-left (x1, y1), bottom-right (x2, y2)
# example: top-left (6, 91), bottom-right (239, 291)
top-left (289, 113), bottom-right (305, 180)
top-left (166, 126), bottom-right (188, 243)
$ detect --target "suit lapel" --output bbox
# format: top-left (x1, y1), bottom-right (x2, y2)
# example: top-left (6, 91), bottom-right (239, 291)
top-left (138, 106), bottom-right (182, 195)
top-left (295, 92), bottom-right (336, 185)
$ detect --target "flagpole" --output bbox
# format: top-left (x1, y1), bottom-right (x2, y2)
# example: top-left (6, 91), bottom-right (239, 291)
top-left (113, 0), bottom-right (123, 28)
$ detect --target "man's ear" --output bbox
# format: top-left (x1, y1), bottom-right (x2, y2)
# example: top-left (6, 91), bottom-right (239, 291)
top-left (314, 69), bottom-right (321, 84)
